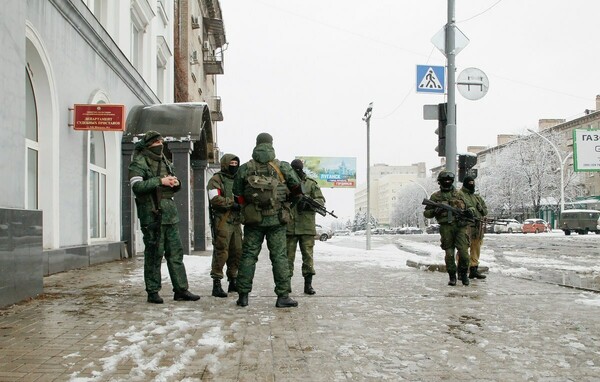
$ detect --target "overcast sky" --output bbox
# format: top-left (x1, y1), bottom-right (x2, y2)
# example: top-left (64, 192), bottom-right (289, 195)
top-left (216, 0), bottom-right (600, 220)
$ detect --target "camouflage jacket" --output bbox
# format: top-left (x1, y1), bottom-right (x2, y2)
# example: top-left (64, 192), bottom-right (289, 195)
top-left (207, 153), bottom-right (242, 226)
top-left (423, 187), bottom-right (469, 225)
top-left (128, 149), bottom-right (180, 226)
top-left (233, 143), bottom-right (301, 227)
top-left (461, 186), bottom-right (488, 223)
top-left (287, 176), bottom-right (325, 236)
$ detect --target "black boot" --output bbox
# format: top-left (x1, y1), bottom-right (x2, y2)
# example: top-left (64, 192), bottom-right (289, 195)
top-left (276, 295), bottom-right (298, 308)
top-left (174, 290), bottom-right (201, 301)
top-left (304, 275), bottom-right (316, 295)
top-left (237, 293), bottom-right (248, 307)
top-left (227, 278), bottom-right (237, 293)
top-left (448, 273), bottom-right (457, 286)
top-left (212, 279), bottom-right (228, 298)
top-left (469, 266), bottom-right (487, 279)
top-left (147, 292), bottom-right (164, 304)
top-left (459, 272), bottom-right (470, 286)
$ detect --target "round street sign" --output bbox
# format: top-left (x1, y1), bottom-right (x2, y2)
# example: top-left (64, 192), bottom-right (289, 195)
top-left (457, 67), bottom-right (489, 101)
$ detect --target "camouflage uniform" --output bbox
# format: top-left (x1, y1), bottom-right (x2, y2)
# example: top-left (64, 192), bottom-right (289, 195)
top-left (207, 153), bottom-right (242, 290)
top-left (233, 133), bottom-right (301, 306)
top-left (286, 162), bottom-right (325, 294)
top-left (423, 174), bottom-right (472, 285)
top-left (128, 131), bottom-right (196, 302)
top-left (461, 176), bottom-right (488, 279)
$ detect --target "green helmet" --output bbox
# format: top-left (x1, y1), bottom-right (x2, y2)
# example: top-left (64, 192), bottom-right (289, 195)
top-left (437, 171), bottom-right (455, 191)
top-left (437, 171), bottom-right (454, 182)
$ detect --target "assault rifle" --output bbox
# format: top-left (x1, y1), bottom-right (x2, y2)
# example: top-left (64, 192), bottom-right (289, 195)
top-left (296, 195), bottom-right (338, 219)
top-left (421, 198), bottom-right (478, 224)
top-left (422, 198), bottom-right (507, 227)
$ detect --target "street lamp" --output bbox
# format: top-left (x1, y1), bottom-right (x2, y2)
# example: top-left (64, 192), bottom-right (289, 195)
top-left (363, 102), bottom-right (373, 250)
top-left (527, 128), bottom-right (572, 214)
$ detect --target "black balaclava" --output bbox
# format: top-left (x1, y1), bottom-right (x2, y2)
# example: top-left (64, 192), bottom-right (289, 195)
top-left (228, 157), bottom-right (239, 175)
top-left (291, 159), bottom-right (304, 178)
top-left (463, 176), bottom-right (475, 192)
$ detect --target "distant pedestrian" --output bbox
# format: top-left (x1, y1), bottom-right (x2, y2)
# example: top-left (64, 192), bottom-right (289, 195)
top-left (128, 131), bottom-right (200, 304)
top-left (461, 176), bottom-right (488, 280)
top-left (423, 171), bottom-right (474, 286)
top-left (286, 159), bottom-right (325, 295)
top-left (233, 132), bottom-right (303, 308)
top-left (207, 153), bottom-right (243, 297)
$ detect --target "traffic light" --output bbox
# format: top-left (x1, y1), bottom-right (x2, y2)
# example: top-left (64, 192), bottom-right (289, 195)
top-left (458, 154), bottom-right (478, 182)
top-left (435, 103), bottom-right (447, 157)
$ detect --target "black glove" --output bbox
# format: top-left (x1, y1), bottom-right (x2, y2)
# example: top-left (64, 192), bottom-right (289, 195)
top-left (434, 207), bottom-right (445, 216)
top-left (231, 203), bottom-right (241, 212)
top-left (463, 209), bottom-right (474, 219)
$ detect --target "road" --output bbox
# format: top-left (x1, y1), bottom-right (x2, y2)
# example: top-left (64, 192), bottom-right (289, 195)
top-left (336, 231), bottom-right (600, 292)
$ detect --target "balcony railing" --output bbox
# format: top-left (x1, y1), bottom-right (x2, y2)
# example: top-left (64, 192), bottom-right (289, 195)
top-left (210, 96), bottom-right (223, 121)
top-left (203, 51), bottom-right (224, 75)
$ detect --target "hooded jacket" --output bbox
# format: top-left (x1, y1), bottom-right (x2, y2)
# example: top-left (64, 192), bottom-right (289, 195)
top-left (207, 153), bottom-right (241, 224)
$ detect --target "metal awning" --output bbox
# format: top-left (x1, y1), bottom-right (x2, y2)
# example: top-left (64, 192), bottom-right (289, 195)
top-left (123, 102), bottom-right (214, 160)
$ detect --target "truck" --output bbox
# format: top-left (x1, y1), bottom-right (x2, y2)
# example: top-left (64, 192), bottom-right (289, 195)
top-left (560, 209), bottom-right (600, 235)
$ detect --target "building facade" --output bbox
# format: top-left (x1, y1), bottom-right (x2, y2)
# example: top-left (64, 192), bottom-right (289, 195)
top-left (0, 0), bottom-right (225, 307)
top-left (354, 163), bottom-right (427, 226)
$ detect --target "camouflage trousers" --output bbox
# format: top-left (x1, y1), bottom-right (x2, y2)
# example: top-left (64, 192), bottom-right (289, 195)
top-left (286, 234), bottom-right (316, 278)
top-left (439, 223), bottom-right (470, 274)
top-left (237, 224), bottom-right (291, 297)
top-left (141, 223), bottom-right (189, 294)
top-left (210, 222), bottom-right (242, 280)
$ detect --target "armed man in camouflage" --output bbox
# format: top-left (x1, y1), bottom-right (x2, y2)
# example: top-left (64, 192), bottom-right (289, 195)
top-left (286, 158), bottom-right (325, 295)
top-left (461, 175), bottom-right (488, 280)
top-left (128, 131), bottom-right (200, 304)
top-left (423, 171), bottom-right (475, 286)
top-left (233, 132), bottom-right (302, 308)
top-left (207, 153), bottom-right (243, 297)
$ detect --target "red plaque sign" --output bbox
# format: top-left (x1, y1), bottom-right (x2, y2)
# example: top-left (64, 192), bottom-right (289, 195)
top-left (73, 104), bottom-right (126, 131)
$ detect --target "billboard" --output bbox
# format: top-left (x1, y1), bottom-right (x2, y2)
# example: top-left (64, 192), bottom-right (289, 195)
top-left (573, 129), bottom-right (600, 172)
top-left (294, 156), bottom-right (356, 188)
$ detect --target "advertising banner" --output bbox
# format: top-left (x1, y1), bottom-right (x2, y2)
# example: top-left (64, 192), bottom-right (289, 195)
top-left (294, 156), bottom-right (356, 188)
top-left (573, 129), bottom-right (600, 172)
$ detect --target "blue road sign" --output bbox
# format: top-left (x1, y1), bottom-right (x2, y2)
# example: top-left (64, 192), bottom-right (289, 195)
top-left (416, 65), bottom-right (445, 94)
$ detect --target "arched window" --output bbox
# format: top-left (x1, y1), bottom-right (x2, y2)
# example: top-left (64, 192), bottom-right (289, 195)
top-left (89, 130), bottom-right (106, 238)
top-left (25, 67), bottom-right (39, 209)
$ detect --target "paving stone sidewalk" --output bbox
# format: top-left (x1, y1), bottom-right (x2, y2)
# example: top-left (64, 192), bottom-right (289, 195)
top-left (1, 248), bottom-right (600, 381)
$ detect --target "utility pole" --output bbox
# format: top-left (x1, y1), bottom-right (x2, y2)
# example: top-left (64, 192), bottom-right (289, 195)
top-left (445, 0), bottom-right (457, 177)
top-left (363, 102), bottom-right (373, 250)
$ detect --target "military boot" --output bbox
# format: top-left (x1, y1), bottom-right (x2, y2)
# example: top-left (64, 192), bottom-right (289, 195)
top-left (469, 266), bottom-right (487, 279)
top-left (448, 273), bottom-right (457, 286)
top-left (212, 279), bottom-right (228, 298)
top-left (227, 278), bottom-right (238, 293)
top-left (276, 295), bottom-right (298, 308)
top-left (174, 290), bottom-right (201, 301)
top-left (237, 293), bottom-right (248, 307)
top-left (459, 272), bottom-right (470, 286)
top-left (147, 292), bottom-right (164, 304)
top-left (304, 275), bottom-right (316, 295)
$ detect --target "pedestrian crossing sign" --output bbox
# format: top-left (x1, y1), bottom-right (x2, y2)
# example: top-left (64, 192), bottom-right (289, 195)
top-left (416, 65), bottom-right (445, 94)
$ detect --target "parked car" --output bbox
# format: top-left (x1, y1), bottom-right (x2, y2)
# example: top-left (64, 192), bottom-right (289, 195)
top-left (315, 224), bottom-right (333, 241)
top-left (522, 219), bottom-right (549, 234)
top-left (396, 227), bottom-right (423, 235)
top-left (425, 224), bottom-right (440, 234)
top-left (493, 219), bottom-right (522, 234)
top-left (560, 209), bottom-right (600, 235)
top-left (334, 229), bottom-right (351, 236)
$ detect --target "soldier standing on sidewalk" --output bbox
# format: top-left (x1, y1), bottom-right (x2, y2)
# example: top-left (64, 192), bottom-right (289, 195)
top-left (461, 176), bottom-right (488, 280)
top-left (207, 153), bottom-right (243, 297)
top-left (233, 132), bottom-right (303, 308)
top-left (128, 131), bottom-right (200, 304)
top-left (423, 171), bottom-right (474, 286)
top-left (286, 159), bottom-right (325, 295)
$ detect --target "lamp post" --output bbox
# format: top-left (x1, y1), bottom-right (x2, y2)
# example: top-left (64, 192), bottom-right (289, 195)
top-left (363, 102), bottom-right (373, 250)
top-left (527, 129), bottom-right (571, 214)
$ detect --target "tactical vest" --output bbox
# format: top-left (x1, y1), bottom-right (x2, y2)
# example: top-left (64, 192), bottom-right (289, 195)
top-left (243, 160), bottom-right (288, 217)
